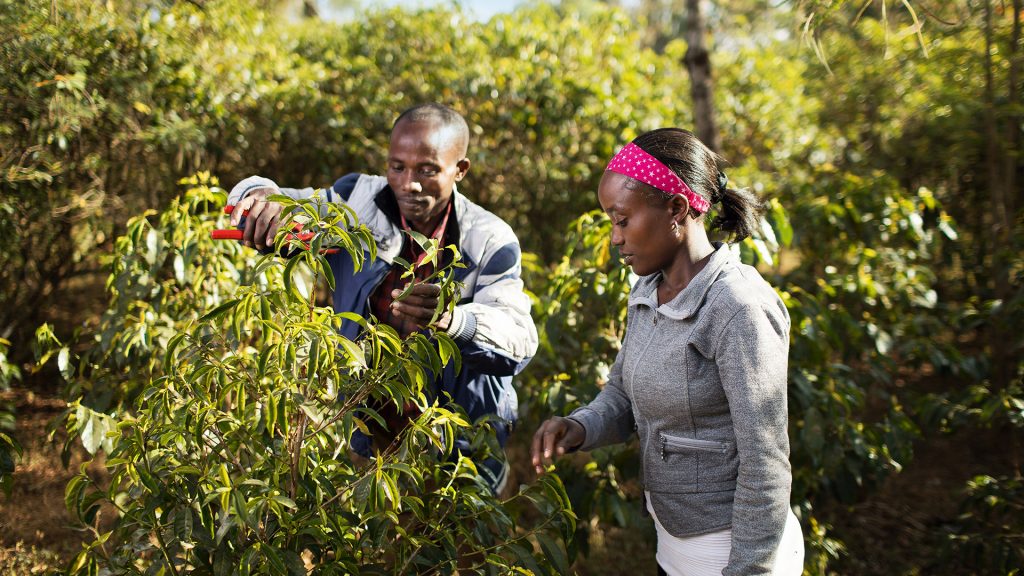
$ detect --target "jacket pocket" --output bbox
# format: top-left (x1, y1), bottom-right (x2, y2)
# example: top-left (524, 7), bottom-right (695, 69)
top-left (659, 433), bottom-right (730, 458)
top-left (645, 433), bottom-right (738, 492)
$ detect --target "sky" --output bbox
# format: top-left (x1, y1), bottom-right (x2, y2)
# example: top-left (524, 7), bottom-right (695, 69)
top-left (375, 0), bottom-right (524, 20)
top-left (318, 0), bottom-right (524, 21)
top-left (317, 0), bottom-right (642, 22)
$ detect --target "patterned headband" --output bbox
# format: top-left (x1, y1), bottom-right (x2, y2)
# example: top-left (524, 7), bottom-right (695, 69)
top-left (605, 142), bottom-right (711, 214)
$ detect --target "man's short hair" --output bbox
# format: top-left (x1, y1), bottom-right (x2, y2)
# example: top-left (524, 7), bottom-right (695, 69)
top-left (393, 103), bottom-right (470, 157)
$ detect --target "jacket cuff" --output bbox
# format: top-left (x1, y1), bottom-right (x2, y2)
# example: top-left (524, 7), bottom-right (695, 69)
top-left (228, 176), bottom-right (279, 205)
top-left (564, 415), bottom-right (589, 453)
top-left (566, 409), bottom-right (599, 452)
top-left (445, 307), bottom-right (477, 345)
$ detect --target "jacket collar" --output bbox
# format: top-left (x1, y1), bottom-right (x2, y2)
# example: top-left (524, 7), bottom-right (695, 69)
top-left (628, 242), bottom-right (733, 320)
top-left (372, 183), bottom-right (475, 277)
top-left (373, 183), bottom-right (465, 251)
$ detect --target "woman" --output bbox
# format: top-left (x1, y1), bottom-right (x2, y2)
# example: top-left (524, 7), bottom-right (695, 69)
top-left (531, 128), bottom-right (804, 575)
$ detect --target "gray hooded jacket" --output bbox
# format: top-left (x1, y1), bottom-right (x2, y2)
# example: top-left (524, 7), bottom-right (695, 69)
top-left (568, 242), bottom-right (791, 575)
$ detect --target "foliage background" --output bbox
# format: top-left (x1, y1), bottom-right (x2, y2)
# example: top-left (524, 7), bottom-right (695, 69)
top-left (1, 0), bottom-right (1022, 574)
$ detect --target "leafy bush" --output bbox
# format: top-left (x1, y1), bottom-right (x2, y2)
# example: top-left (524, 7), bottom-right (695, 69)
top-left (919, 362), bottom-right (1024, 574)
top-left (54, 176), bottom-right (574, 573)
top-left (520, 211), bottom-right (639, 554)
top-left (0, 338), bottom-right (19, 495)
top-left (1, 0), bottom-right (699, 353)
top-left (944, 474), bottom-right (1024, 574)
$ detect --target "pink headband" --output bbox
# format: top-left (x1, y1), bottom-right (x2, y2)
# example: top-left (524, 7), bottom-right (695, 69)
top-left (605, 142), bottom-right (711, 214)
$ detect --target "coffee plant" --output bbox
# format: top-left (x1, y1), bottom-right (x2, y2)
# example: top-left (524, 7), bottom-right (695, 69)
top-left (55, 175), bottom-right (574, 574)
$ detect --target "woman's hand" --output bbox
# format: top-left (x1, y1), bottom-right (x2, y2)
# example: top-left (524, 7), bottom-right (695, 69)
top-left (531, 416), bottom-right (585, 475)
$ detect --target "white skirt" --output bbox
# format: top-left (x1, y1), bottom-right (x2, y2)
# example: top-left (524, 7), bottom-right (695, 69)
top-left (646, 493), bottom-right (805, 576)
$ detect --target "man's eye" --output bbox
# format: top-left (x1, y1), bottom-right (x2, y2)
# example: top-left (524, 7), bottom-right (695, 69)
top-left (615, 219), bottom-right (628, 227)
top-left (419, 167), bottom-right (439, 176)
top-left (390, 165), bottom-right (404, 172)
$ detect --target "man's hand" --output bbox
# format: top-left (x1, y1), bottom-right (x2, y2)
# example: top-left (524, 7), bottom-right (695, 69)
top-left (531, 416), bottom-right (586, 475)
top-left (391, 283), bottom-right (452, 331)
top-left (230, 188), bottom-right (284, 251)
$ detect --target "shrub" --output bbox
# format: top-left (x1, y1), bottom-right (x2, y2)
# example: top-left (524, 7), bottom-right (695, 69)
top-left (57, 176), bottom-right (575, 574)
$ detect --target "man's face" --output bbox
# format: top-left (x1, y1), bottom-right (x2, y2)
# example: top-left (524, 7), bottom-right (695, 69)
top-left (386, 119), bottom-right (469, 231)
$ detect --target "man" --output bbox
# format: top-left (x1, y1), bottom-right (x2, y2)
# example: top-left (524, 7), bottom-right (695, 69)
top-left (227, 103), bottom-right (537, 492)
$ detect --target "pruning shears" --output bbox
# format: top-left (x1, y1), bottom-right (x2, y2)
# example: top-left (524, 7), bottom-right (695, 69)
top-left (211, 206), bottom-right (339, 254)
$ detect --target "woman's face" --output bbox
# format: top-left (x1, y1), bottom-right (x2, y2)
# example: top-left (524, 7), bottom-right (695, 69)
top-left (598, 171), bottom-right (680, 276)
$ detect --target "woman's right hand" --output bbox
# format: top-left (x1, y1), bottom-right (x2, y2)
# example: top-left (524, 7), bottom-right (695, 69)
top-left (531, 416), bottom-right (586, 475)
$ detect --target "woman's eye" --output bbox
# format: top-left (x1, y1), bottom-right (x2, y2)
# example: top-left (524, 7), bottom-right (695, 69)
top-left (390, 165), bottom-right (404, 172)
top-left (615, 219), bottom-right (628, 227)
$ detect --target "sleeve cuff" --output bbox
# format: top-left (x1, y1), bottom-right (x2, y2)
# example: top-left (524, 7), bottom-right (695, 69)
top-left (445, 307), bottom-right (477, 345)
top-left (565, 415), bottom-right (588, 453)
top-left (228, 176), bottom-right (279, 205)
top-left (566, 409), bottom-right (599, 452)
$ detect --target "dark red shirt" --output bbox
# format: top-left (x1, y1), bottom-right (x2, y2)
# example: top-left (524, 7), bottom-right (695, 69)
top-left (369, 200), bottom-right (454, 338)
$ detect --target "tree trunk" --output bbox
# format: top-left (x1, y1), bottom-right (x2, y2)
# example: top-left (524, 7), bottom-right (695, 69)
top-left (984, 0), bottom-right (1020, 389)
top-left (683, 0), bottom-right (721, 152)
top-left (1006, 0), bottom-right (1022, 476)
top-left (1006, 0), bottom-right (1021, 224)
top-left (302, 0), bottom-right (319, 19)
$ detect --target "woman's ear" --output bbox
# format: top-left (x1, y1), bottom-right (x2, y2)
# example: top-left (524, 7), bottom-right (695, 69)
top-left (669, 194), bottom-right (690, 224)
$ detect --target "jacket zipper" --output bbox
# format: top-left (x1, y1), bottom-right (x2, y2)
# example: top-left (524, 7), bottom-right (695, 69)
top-left (630, 308), bottom-right (661, 467)
top-left (660, 432), bottom-right (730, 460)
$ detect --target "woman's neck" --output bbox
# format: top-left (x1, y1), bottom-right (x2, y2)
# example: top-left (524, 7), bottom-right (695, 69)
top-left (658, 228), bottom-right (716, 302)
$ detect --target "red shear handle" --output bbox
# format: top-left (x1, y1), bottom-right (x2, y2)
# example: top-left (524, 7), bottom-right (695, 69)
top-left (211, 204), bottom-right (339, 253)
top-left (211, 229), bottom-right (243, 240)
top-left (211, 229), bottom-right (319, 242)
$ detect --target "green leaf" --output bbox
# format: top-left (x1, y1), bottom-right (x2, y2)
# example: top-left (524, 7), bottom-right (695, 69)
top-left (164, 333), bottom-right (187, 374)
top-left (57, 347), bottom-right (74, 380)
top-left (316, 254), bottom-right (335, 291)
top-left (538, 535), bottom-right (570, 575)
top-left (200, 299), bottom-right (240, 323)
top-left (64, 472), bottom-right (89, 522)
top-left (271, 494), bottom-right (298, 510)
top-left (407, 229), bottom-right (429, 250)
top-left (232, 490), bottom-right (256, 530)
top-left (307, 335), bottom-right (320, 385)
top-left (283, 256), bottom-right (302, 301)
top-left (338, 337), bottom-right (366, 369)
top-left (770, 199), bottom-right (793, 247)
top-left (283, 550), bottom-right (307, 576)
top-left (505, 542), bottom-right (546, 575)
top-left (262, 543), bottom-right (287, 574)
top-left (435, 332), bottom-right (461, 375)
top-left (76, 406), bottom-right (113, 455)
top-left (174, 508), bottom-right (194, 543)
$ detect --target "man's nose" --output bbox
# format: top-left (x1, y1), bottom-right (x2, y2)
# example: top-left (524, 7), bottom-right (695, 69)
top-left (399, 172), bottom-right (422, 193)
top-left (610, 227), bottom-right (624, 246)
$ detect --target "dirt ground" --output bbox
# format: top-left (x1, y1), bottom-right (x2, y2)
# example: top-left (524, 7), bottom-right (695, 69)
top-left (0, 386), bottom-right (109, 573)
top-left (819, 425), bottom-right (1014, 576)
